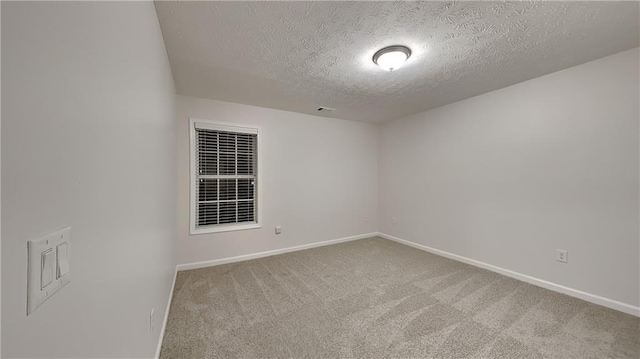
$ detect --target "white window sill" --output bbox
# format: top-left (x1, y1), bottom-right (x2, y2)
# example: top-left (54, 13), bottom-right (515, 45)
top-left (190, 223), bottom-right (261, 235)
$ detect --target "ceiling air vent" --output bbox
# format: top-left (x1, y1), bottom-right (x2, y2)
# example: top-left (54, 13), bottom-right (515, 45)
top-left (317, 107), bottom-right (336, 112)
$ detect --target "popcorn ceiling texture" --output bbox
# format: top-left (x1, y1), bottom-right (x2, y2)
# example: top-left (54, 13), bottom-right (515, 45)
top-left (155, 1), bottom-right (639, 123)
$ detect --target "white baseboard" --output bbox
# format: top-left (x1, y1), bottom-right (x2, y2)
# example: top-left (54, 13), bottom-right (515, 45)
top-left (377, 232), bottom-right (640, 317)
top-left (176, 232), bottom-right (378, 272)
top-left (155, 267), bottom-right (178, 359)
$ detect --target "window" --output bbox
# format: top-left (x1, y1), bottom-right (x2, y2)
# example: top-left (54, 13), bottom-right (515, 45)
top-left (190, 118), bottom-right (261, 234)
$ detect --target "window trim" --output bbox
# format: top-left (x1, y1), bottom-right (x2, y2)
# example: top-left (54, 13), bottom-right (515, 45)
top-left (189, 118), bottom-right (262, 235)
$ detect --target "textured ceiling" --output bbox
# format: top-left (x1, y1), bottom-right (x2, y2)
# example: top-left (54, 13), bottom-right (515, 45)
top-left (155, 1), bottom-right (639, 123)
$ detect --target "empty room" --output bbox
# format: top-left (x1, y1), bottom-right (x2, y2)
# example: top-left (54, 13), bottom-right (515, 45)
top-left (1, 1), bottom-right (639, 358)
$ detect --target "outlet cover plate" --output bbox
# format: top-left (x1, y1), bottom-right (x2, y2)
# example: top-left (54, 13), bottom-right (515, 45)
top-left (556, 249), bottom-right (568, 263)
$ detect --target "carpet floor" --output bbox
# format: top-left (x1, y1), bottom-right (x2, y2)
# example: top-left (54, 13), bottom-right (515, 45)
top-left (160, 237), bottom-right (639, 358)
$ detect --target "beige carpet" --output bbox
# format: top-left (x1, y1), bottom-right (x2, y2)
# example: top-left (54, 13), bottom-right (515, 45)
top-left (160, 237), bottom-right (639, 358)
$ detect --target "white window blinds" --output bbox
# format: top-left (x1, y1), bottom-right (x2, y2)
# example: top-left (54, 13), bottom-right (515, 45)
top-left (194, 124), bottom-right (258, 229)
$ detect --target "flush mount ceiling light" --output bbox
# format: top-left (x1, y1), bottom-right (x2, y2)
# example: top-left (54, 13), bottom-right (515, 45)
top-left (372, 45), bottom-right (412, 71)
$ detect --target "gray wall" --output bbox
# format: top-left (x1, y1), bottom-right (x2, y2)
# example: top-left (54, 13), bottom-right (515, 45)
top-left (175, 95), bottom-right (378, 265)
top-left (2, 2), bottom-right (176, 357)
top-left (379, 48), bottom-right (640, 307)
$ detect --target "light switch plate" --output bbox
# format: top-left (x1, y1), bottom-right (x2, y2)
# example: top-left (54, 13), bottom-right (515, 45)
top-left (27, 227), bottom-right (71, 315)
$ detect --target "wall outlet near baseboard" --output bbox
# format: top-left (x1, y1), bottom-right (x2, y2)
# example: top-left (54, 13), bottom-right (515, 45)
top-left (275, 226), bottom-right (282, 235)
top-left (556, 249), bottom-right (568, 263)
top-left (391, 217), bottom-right (398, 225)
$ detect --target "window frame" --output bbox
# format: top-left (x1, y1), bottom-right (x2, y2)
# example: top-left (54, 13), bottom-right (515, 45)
top-left (189, 118), bottom-right (262, 235)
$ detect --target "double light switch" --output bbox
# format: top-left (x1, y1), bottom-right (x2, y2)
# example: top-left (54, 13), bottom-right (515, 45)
top-left (28, 227), bottom-right (71, 315)
top-left (40, 242), bottom-right (69, 290)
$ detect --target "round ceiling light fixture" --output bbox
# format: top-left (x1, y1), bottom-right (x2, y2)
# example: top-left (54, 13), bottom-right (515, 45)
top-left (372, 45), bottom-right (411, 71)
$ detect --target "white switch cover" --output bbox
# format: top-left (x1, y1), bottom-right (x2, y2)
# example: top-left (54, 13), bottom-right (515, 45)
top-left (27, 227), bottom-right (71, 315)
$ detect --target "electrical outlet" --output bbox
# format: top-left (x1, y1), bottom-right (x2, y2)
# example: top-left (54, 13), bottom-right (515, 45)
top-left (364, 216), bottom-right (369, 223)
top-left (556, 249), bottom-right (568, 263)
top-left (391, 217), bottom-right (397, 225)
top-left (150, 307), bottom-right (155, 333)
top-left (275, 226), bottom-right (282, 235)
